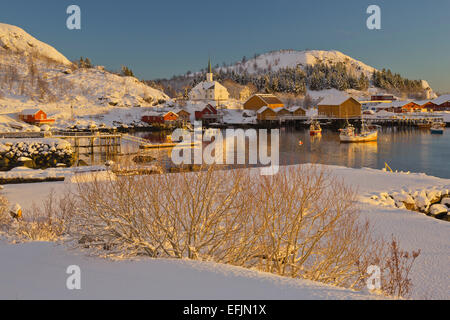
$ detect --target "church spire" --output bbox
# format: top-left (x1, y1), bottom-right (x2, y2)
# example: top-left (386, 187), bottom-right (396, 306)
top-left (206, 58), bottom-right (213, 82)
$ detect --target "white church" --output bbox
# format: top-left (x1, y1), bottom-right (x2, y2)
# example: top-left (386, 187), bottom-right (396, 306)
top-left (189, 60), bottom-right (229, 105)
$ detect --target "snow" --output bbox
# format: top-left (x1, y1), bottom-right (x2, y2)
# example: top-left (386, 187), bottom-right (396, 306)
top-left (0, 164), bottom-right (449, 299)
top-left (0, 241), bottom-right (384, 300)
top-left (0, 23), bottom-right (71, 65)
top-left (432, 94), bottom-right (450, 106)
top-left (317, 93), bottom-right (352, 106)
top-left (220, 50), bottom-right (376, 78)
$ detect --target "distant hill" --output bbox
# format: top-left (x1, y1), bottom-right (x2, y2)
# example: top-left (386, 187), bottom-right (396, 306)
top-left (153, 49), bottom-right (435, 101)
top-left (0, 23), bottom-right (169, 109)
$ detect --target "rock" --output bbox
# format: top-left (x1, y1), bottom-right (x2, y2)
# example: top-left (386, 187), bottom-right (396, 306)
top-left (379, 192), bottom-right (389, 199)
top-left (414, 192), bottom-right (431, 212)
top-left (392, 192), bottom-right (415, 209)
top-left (429, 204), bottom-right (448, 217)
top-left (427, 189), bottom-right (442, 204)
top-left (441, 197), bottom-right (450, 208)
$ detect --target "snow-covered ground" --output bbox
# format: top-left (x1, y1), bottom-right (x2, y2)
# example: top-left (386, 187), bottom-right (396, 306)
top-left (0, 241), bottom-right (385, 300)
top-left (0, 164), bottom-right (448, 299)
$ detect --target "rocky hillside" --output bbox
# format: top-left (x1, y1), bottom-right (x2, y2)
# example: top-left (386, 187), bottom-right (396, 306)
top-left (0, 23), bottom-right (169, 111)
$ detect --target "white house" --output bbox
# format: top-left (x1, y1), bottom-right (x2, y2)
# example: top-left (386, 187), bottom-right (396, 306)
top-left (189, 60), bottom-right (229, 105)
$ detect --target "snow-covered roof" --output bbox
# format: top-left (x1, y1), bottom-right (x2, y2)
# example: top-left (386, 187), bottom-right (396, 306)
top-left (253, 94), bottom-right (283, 105)
top-left (273, 107), bottom-right (287, 113)
top-left (288, 106), bottom-right (306, 112)
top-left (318, 94), bottom-right (354, 106)
top-left (432, 94), bottom-right (450, 105)
top-left (192, 81), bottom-right (227, 92)
top-left (373, 101), bottom-right (409, 109)
top-left (20, 108), bottom-right (42, 115)
top-left (144, 111), bottom-right (163, 116)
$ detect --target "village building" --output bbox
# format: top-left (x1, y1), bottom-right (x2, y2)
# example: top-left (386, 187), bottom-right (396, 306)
top-left (194, 104), bottom-right (222, 125)
top-left (243, 94), bottom-right (284, 111)
top-left (318, 96), bottom-right (361, 118)
top-left (371, 101), bottom-right (407, 113)
top-left (273, 107), bottom-right (291, 118)
top-left (19, 109), bottom-right (55, 125)
top-left (401, 102), bottom-right (423, 113)
top-left (172, 108), bottom-right (191, 122)
top-left (431, 94), bottom-right (450, 111)
top-left (288, 106), bottom-right (307, 117)
top-left (142, 111), bottom-right (179, 124)
top-left (256, 106), bottom-right (277, 121)
top-left (189, 60), bottom-right (229, 106)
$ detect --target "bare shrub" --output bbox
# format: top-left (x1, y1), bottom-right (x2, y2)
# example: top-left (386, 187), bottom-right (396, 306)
top-left (1, 189), bottom-right (75, 242)
top-left (25, 164), bottom-right (421, 298)
top-left (68, 167), bottom-right (256, 261)
top-left (0, 193), bottom-right (10, 228)
top-left (381, 236), bottom-right (421, 298)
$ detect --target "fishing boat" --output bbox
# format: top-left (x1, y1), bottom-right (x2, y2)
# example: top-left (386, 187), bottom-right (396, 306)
top-left (430, 123), bottom-right (444, 134)
top-left (309, 120), bottom-right (322, 136)
top-left (339, 121), bottom-right (378, 143)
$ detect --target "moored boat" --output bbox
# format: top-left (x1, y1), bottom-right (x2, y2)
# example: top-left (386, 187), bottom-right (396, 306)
top-left (430, 123), bottom-right (444, 134)
top-left (309, 120), bottom-right (322, 136)
top-left (339, 122), bottom-right (378, 143)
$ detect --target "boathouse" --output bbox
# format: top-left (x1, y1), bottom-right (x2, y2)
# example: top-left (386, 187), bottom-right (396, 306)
top-left (318, 96), bottom-right (361, 118)
top-left (288, 106), bottom-right (307, 117)
top-left (256, 106), bottom-right (277, 121)
top-left (431, 95), bottom-right (450, 111)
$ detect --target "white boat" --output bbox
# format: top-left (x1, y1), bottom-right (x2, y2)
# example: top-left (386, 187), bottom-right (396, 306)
top-left (430, 123), bottom-right (444, 134)
top-left (339, 122), bottom-right (378, 143)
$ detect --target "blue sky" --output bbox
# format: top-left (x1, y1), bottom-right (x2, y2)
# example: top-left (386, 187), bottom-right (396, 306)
top-left (2, 0), bottom-right (450, 92)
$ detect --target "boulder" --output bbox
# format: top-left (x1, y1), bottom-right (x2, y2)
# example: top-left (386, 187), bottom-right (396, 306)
top-left (429, 204), bottom-right (448, 217)
top-left (427, 190), bottom-right (442, 204)
top-left (441, 197), bottom-right (450, 208)
top-left (414, 192), bottom-right (431, 212)
top-left (392, 192), bottom-right (416, 210)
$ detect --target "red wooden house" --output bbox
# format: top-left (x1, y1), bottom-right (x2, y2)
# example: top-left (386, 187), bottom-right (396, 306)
top-left (163, 111), bottom-right (179, 122)
top-left (401, 102), bottom-right (422, 113)
top-left (142, 111), bottom-right (179, 124)
top-left (19, 109), bottom-right (55, 125)
top-left (194, 104), bottom-right (222, 124)
top-left (431, 95), bottom-right (450, 111)
top-left (420, 101), bottom-right (438, 112)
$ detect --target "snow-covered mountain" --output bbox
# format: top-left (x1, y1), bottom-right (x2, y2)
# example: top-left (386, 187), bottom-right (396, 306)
top-left (0, 23), bottom-right (169, 125)
top-left (218, 49), bottom-right (434, 96)
top-left (221, 50), bottom-right (375, 76)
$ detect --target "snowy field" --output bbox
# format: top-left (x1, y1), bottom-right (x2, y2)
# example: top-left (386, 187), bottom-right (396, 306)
top-left (0, 165), bottom-right (449, 300)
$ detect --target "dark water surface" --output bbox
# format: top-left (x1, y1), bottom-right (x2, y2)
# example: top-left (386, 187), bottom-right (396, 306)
top-left (79, 127), bottom-right (450, 179)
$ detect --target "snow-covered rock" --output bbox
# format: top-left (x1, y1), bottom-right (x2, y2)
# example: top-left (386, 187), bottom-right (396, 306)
top-left (429, 204), bottom-right (448, 217)
top-left (414, 191), bottom-right (431, 212)
top-left (441, 197), bottom-right (450, 208)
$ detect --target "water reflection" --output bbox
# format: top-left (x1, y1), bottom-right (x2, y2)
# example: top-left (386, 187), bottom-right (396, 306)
top-left (75, 127), bottom-right (450, 179)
